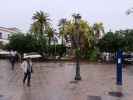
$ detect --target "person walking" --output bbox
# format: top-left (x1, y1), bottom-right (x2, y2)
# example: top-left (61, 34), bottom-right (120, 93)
top-left (10, 50), bottom-right (16, 70)
top-left (21, 57), bottom-right (33, 87)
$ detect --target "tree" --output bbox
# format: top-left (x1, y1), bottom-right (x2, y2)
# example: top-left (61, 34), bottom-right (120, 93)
top-left (30, 11), bottom-right (50, 38)
top-left (7, 33), bottom-right (47, 58)
top-left (93, 22), bottom-right (104, 41)
top-left (123, 30), bottom-right (133, 51)
top-left (30, 11), bottom-right (51, 57)
top-left (0, 42), bottom-right (4, 49)
top-left (34, 36), bottom-right (47, 57)
top-left (61, 16), bottom-right (94, 57)
top-left (44, 26), bottom-right (55, 56)
top-left (46, 26), bottom-right (54, 47)
top-left (48, 44), bottom-right (66, 57)
top-left (59, 18), bottom-right (67, 45)
top-left (98, 31), bottom-right (125, 52)
top-left (7, 33), bottom-right (33, 55)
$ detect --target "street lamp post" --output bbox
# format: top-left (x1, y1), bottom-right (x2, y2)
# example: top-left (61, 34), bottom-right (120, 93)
top-left (73, 13), bottom-right (82, 80)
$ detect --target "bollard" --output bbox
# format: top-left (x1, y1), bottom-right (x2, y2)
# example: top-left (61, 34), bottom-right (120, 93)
top-left (116, 49), bottom-right (123, 85)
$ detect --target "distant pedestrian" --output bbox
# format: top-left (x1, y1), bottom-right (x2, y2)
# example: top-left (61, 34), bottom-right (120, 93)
top-left (106, 52), bottom-right (110, 63)
top-left (10, 50), bottom-right (16, 70)
top-left (21, 57), bottom-right (33, 87)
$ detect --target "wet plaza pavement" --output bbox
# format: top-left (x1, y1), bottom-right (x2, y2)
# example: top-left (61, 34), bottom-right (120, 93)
top-left (0, 60), bottom-right (133, 100)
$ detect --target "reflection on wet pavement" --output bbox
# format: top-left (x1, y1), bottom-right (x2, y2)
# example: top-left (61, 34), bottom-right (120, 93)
top-left (0, 60), bottom-right (133, 100)
top-left (88, 96), bottom-right (101, 100)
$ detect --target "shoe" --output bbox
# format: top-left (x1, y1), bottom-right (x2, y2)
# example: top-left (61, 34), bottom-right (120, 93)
top-left (23, 80), bottom-right (25, 84)
top-left (27, 84), bottom-right (30, 87)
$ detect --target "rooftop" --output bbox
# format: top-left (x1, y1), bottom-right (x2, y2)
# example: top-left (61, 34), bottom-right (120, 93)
top-left (0, 27), bottom-right (20, 33)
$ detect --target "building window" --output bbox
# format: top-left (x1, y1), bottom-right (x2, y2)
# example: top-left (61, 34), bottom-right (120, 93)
top-left (0, 32), bottom-right (2, 39)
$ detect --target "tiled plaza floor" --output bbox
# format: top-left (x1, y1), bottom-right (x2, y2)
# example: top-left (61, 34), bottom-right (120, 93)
top-left (0, 60), bottom-right (133, 100)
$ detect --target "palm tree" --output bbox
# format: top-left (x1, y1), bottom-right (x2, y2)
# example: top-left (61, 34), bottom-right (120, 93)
top-left (46, 27), bottom-right (54, 46)
top-left (79, 20), bottom-right (94, 50)
top-left (64, 17), bottom-right (94, 50)
top-left (59, 18), bottom-right (67, 45)
top-left (30, 11), bottom-right (50, 37)
top-left (30, 11), bottom-right (50, 58)
top-left (45, 26), bottom-right (54, 56)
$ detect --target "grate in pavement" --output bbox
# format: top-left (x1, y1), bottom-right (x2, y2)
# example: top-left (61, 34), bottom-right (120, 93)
top-left (108, 91), bottom-right (123, 97)
top-left (88, 96), bottom-right (101, 100)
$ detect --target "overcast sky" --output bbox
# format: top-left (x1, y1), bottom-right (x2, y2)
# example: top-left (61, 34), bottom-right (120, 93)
top-left (0, 0), bottom-right (133, 32)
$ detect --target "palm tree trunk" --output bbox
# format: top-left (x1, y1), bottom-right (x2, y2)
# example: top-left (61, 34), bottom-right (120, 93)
top-left (48, 37), bottom-right (51, 56)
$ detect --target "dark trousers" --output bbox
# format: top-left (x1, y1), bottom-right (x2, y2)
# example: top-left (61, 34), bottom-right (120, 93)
top-left (10, 57), bottom-right (15, 70)
top-left (23, 72), bottom-right (31, 86)
top-left (11, 61), bottom-right (15, 70)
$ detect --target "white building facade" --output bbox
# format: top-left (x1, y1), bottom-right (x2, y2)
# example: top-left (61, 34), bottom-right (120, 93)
top-left (0, 27), bottom-right (20, 45)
